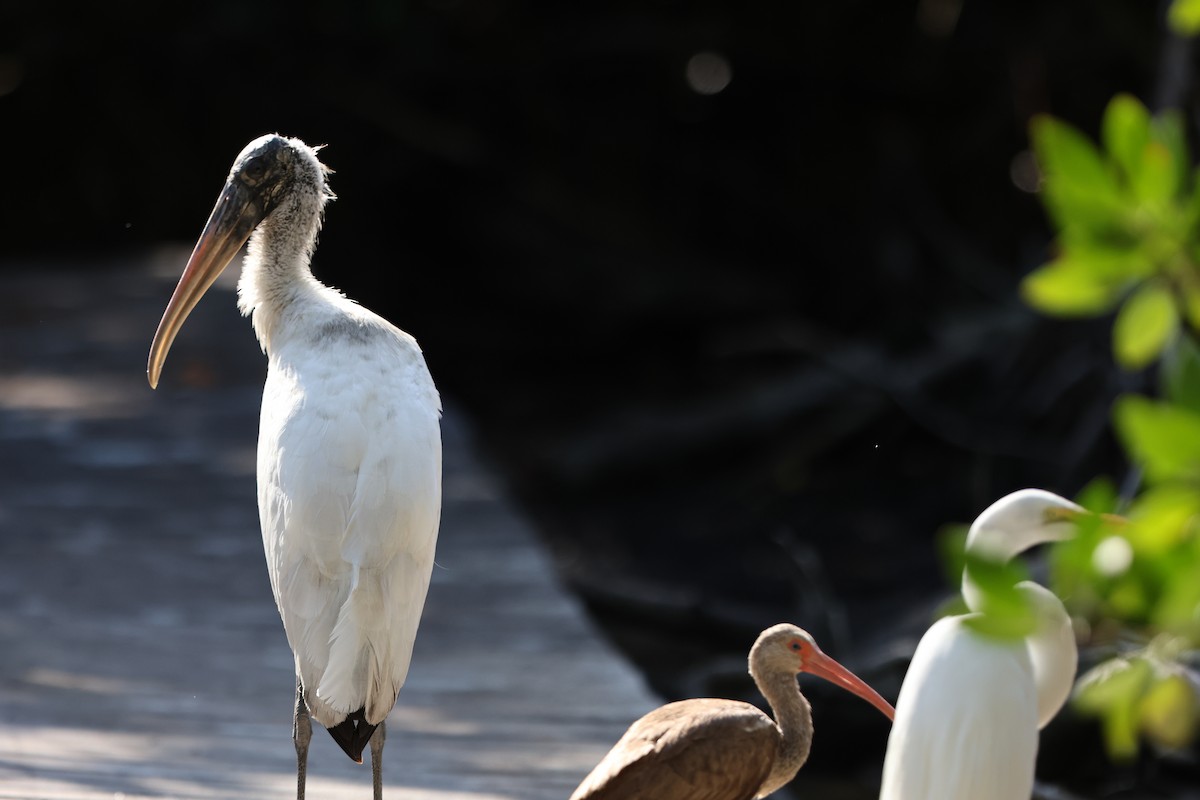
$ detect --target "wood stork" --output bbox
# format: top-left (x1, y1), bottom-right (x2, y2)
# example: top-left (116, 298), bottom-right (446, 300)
top-left (147, 134), bottom-right (442, 800)
top-left (878, 489), bottom-right (1090, 800)
top-left (569, 623), bottom-right (895, 800)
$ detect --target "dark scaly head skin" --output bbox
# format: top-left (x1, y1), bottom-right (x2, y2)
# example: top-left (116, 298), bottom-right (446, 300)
top-left (228, 134), bottom-right (334, 221)
top-left (146, 134), bottom-right (332, 388)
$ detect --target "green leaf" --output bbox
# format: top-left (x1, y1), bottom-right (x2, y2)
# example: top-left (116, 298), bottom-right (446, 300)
top-left (1184, 167), bottom-right (1200, 231)
top-left (1131, 140), bottom-right (1177, 205)
top-left (1153, 566), bottom-right (1200, 633)
top-left (1021, 258), bottom-right (1126, 316)
top-left (1074, 656), bottom-right (1154, 760)
top-left (1139, 672), bottom-right (1200, 749)
top-left (1152, 110), bottom-right (1191, 198)
top-left (1075, 656), bottom-right (1153, 711)
top-left (935, 523), bottom-right (969, 589)
top-left (1051, 549), bottom-right (1098, 615)
top-left (1161, 335), bottom-right (1200, 413)
top-left (1031, 114), bottom-right (1126, 233)
top-left (1112, 394), bottom-right (1200, 483)
top-left (1051, 479), bottom-right (1113, 613)
top-left (962, 551), bottom-right (1037, 641)
top-left (1103, 95), bottom-right (1151, 186)
top-left (1102, 707), bottom-right (1142, 761)
top-left (1107, 574), bottom-right (1152, 618)
top-left (1182, 283), bottom-right (1200, 331)
top-left (1076, 476), bottom-right (1120, 514)
top-left (1126, 484), bottom-right (1200, 555)
top-left (1149, 543), bottom-right (1200, 637)
top-left (1169, 0), bottom-right (1200, 36)
top-left (1113, 282), bottom-right (1178, 369)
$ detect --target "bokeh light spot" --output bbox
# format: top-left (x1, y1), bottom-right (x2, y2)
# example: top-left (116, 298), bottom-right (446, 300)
top-left (0, 55), bottom-right (24, 98)
top-left (916, 0), bottom-right (962, 37)
top-left (1093, 535), bottom-right (1134, 577)
top-left (1010, 149), bottom-right (1042, 193)
top-left (686, 51), bottom-right (732, 96)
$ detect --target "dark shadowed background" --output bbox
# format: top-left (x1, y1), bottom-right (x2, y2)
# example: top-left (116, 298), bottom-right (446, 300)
top-left (2, 1), bottom-right (1189, 796)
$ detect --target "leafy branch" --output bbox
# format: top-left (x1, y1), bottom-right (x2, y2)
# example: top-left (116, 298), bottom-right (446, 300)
top-left (1023, 90), bottom-right (1200, 758)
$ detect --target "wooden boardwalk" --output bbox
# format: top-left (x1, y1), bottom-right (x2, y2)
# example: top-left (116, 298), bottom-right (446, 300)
top-left (0, 257), bottom-right (659, 799)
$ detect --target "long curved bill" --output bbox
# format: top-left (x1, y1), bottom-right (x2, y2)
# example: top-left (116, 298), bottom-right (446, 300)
top-left (146, 180), bottom-right (264, 388)
top-left (803, 646), bottom-right (896, 721)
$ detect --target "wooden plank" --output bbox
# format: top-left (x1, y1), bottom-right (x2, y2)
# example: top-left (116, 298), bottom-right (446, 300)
top-left (0, 260), bottom-right (658, 799)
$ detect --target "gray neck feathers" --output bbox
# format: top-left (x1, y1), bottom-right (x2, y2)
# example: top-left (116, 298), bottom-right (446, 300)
top-left (754, 669), bottom-right (814, 797)
top-left (237, 187), bottom-right (327, 350)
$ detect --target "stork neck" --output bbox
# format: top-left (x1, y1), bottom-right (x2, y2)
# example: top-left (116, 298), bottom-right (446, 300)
top-left (753, 670), bottom-right (813, 797)
top-left (237, 189), bottom-right (326, 349)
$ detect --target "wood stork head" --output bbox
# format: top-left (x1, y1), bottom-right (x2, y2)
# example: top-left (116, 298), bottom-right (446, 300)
top-left (147, 134), bottom-right (333, 388)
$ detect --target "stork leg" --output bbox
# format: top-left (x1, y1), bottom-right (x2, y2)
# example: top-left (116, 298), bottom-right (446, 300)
top-left (369, 720), bottom-right (387, 800)
top-left (293, 677), bottom-right (312, 800)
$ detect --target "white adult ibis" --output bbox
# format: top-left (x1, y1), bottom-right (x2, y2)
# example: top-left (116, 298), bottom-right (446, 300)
top-left (570, 623), bottom-right (895, 800)
top-left (878, 489), bottom-right (1096, 800)
top-left (147, 134), bottom-right (442, 800)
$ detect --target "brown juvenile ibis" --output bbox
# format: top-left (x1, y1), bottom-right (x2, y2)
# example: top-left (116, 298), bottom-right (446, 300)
top-left (570, 623), bottom-right (895, 800)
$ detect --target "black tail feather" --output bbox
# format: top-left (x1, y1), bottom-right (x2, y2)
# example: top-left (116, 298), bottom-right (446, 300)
top-left (326, 707), bottom-right (377, 764)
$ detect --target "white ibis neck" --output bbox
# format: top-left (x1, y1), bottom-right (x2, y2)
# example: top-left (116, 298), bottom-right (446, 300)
top-left (963, 491), bottom-right (1078, 569)
top-left (960, 550), bottom-right (1076, 728)
top-left (237, 189), bottom-right (327, 351)
top-left (962, 512), bottom-right (1072, 614)
top-left (965, 524), bottom-right (1053, 569)
top-left (959, 506), bottom-right (1079, 733)
top-left (1018, 582), bottom-right (1077, 728)
top-left (753, 669), bottom-right (814, 798)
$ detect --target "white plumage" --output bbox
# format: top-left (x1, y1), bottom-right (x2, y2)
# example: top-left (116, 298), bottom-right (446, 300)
top-left (880, 611), bottom-right (1039, 799)
top-left (254, 292), bottom-right (441, 728)
top-left (148, 134), bottom-right (441, 799)
top-left (878, 489), bottom-right (1083, 800)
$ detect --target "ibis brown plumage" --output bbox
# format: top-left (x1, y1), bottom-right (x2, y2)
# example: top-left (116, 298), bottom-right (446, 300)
top-left (570, 623), bottom-right (895, 800)
top-left (147, 134), bottom-right (442, 800)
